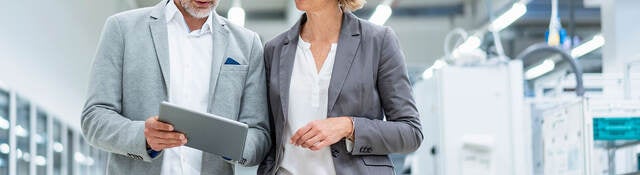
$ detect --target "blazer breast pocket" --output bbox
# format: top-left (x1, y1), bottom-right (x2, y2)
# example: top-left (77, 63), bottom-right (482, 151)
top-left (211, 65), bottom-right (249, 120)
top-left (220, 64), bottom-right (249, 72)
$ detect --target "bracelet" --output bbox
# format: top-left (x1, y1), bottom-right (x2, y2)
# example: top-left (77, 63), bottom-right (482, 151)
top-left (346, 117), bottom-right (355, 141)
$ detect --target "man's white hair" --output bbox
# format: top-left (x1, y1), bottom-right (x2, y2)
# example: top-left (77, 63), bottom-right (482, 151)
top-left (180, 0), bottom-right (219, 19)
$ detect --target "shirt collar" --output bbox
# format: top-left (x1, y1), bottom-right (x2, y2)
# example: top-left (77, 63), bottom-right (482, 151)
top-left (298, 36), bottom-right (311, 49)
top-left (165, 0), bottom-right (214, 34)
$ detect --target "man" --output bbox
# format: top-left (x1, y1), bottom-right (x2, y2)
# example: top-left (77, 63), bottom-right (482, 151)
top-left (81, 0), bottom-right (270, 174)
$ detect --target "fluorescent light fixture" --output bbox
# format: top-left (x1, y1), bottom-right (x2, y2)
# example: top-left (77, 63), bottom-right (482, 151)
top-left (369, 5), bottom-right (392, 25)
top-left (571, 34), bottom-right (604, 58)
top-left (53, 142), bottom-right (64, 153)
top-left (0, 143), bottom-right (9, 154)
top-left (228, 7), bottom-right (246, 27)
top-left (422, 60), bottom-right (447, 79)
top-left (525, 59), bottom-right (555, 80)
top-left (86, 157), bottom-right (95, 166)
top-left (456, 36), bottom-right (482, 53)
top-left (35, 155), bottom-right (46, 166)
top-left (35, 134), bottom-right (44, 144)
top-left (16, 149), bottom-right (22, 159)
top-left (15, 125), bottom-right (28, 137)
top-left (0, 117), bottom-right (8, 130)
top-left (523, 34), bottom-right (604, 80)
top-left (74, 152), bottom-right (85, 163)
top-left (489, 3), bottom-right (527, 32)
top-left (23, 152), bottom-right (31, 162)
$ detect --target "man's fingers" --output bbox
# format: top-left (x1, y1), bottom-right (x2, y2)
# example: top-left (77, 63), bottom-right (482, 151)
top-left (290, 124), bottom-right (312, 144)
top-left (149, 143), bottom-right (181, 151)
top-left (146, 116), bottom-right (174, 131)
top-left (158, 142), bottom-right (186, 148)
top-left (161, 144), bottom-right (182, 149)
top-left (151, 121), bottom-right (174, 131)
top-left (147, 138), bottom-right (188, 151)
top-left (150, 136), bottom-right (187, 145)
top-left (146, 130), bottom-right (185, 140)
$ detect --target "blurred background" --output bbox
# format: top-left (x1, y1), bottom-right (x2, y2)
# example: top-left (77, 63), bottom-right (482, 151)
top-left (1, 0), bottom-right (640, 174)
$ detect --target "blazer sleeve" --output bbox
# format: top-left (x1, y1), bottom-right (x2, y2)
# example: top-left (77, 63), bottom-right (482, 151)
top-left (350, 27), bottom-right (424, 155)
top-left (258, 41), bottom-right (278, 174)
top-left (81, 15), bottom-right (156, 162)
top-left (237, 32), bottom-right (272, 166)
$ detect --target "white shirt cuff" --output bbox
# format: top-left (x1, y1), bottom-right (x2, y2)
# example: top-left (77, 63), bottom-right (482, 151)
top-left (345, 139), bottom-right (354, 153)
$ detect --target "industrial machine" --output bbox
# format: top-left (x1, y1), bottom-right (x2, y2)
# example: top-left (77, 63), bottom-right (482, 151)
top-left (411, 63), bottom-right (594, 175)
top-left (411, 60), bottom-right (528, 175)
top-left (410, 43), bottom-right (595, 175)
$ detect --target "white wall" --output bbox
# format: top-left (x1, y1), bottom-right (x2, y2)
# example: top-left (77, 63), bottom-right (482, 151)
top-left (0, 1), bottom-right (135, 130)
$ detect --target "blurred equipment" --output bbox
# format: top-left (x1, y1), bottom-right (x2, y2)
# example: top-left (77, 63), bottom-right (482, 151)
top-left (412, 60), bottom-right (527, 175)
top-left (410, 41), bottom-right (597, 175)
top-left (525, 99), bottom-right (593, 175)
top-left (545, 0), bottom-right (567, 47)
top-left (589, 100), bottom-right (640, 175)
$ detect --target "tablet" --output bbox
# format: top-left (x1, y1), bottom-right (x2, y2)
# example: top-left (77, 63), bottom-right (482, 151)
top-left (158, 101), bottom-right (248, 161)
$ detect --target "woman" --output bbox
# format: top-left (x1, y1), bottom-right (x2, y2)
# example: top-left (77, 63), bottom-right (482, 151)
top-left (258, 0), bottom-right (423, 174)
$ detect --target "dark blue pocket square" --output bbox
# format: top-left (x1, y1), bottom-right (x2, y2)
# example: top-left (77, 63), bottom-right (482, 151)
top-left (224, 57), bottom-right (241, 65)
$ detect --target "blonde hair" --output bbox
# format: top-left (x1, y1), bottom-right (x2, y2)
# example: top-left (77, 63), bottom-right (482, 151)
top-left (339, 0), bottom-right (366, 11)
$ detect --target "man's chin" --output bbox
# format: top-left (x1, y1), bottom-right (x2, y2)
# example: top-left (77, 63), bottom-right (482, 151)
top-left (187, 9), bottom-right (211, 19)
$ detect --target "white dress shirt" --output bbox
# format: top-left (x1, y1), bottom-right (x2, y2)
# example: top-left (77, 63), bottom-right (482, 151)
top-left (161, 1), bottom-right (213, 175)
top-left (278, 37), bottom-right (338, 175)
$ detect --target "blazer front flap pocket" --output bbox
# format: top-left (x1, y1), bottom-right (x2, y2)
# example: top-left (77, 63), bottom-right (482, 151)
top-left (361, 155), bottom-right (394, 167)
top-left (220, 64), bottom-right (249, 72)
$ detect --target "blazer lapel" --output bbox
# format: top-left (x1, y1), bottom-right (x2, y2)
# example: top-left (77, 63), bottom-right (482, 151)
top-left (328, 12), bottom-right (362, 113)
top-left (278, 16), bottom-right (305, 122)
top-left (149, 1), bottom-right (171, 95)
top-left (207, 14), bottom-right (230, 113)
top-left (201, 13), bottom-right (230, 174)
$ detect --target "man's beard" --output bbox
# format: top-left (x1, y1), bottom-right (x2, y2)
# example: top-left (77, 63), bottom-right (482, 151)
top-left (181, 0), bottom-right (217, 19)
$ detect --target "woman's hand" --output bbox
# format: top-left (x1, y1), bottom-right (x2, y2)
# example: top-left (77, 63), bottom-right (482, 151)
top-left (290, 117), bottom-right (354, 151)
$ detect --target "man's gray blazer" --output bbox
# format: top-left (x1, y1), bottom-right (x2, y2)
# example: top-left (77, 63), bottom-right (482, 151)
top-left (81, 1), bottom-right (270, 174)
top-left (258, 12), bottom-right (423, 175)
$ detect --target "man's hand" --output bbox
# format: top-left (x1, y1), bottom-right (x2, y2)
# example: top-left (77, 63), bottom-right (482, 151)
top-left (144, 116), bottom-right (187, 151)
top-left (290, 117), bottom-right (354, 151)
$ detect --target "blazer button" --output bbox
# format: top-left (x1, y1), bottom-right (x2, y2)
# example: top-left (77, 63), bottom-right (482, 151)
top-left (361, 146), bottom-right (372, 153)
top-left (331, 149), bottom-right (339, 158)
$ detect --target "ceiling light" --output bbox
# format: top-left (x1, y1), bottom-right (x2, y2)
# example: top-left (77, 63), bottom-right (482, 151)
top-left (525, 59), bottom-right (555, 80)
top-left (15, 125), bottom-right (28, 137)
top-left (489, 2), bottom-right (527, 32)
top-left (571, 34), bottom-right (604, 58)
top-left (0, 117), bottom-right (8, 130)
top-left (53, 142), bottom-right (64, 153)
top-left (369, 5), bottom-right (392, 25)
top-left (228, 7), bottom-right (245, 27)
top-left (0, 143), bottom-right (9, 154)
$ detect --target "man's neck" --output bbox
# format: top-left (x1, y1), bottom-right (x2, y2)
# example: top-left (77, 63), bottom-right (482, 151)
top-left (174, 0), bottom-right (208, 32)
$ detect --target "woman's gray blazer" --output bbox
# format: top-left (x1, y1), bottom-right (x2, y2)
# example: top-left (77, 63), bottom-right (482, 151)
top-left (258, 12), bottom-right (423, 175)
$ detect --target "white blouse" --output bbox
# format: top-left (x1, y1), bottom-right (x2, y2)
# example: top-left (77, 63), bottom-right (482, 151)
top-left (278, 37), bottom-right (338, 175)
